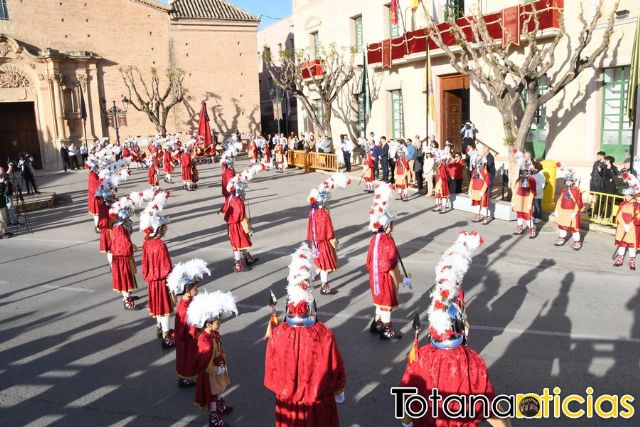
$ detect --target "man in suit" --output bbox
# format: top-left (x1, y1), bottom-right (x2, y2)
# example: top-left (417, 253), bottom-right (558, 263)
top-left (60, 143), bottom-right (71, 172)
top-left (380, 137), bottom-right (389, 182)
top-left (482, 145), bottom-right (496, 200)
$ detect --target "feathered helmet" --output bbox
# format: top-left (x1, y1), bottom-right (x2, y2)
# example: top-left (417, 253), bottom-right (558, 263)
top-left (307, 172), bottom-right (351, 206)
top-left (431, 147), bottom-right (451, 164)
top-left (186, 290), bottom-right (238, 328)
top-left (368, 182), bottom-right (395, 232)
top-left (621, 171), bottom-right (640, 196)
top-left (226, 164), bottom-right (266, 195)
top-left (139, 190), bottom-right (170, 237)
top-left (166, 258), bottom-right (210, 295)
top-left (556, 162), bottom-right (578, 185)
top-left (221, 145), bottom-right (239, 166)
top-left (428, 231), bottom-right (484, 349)
top-left (513, 149), bottom-right (532, 173)
top-left (94, 173), bottom-right (120, 203)
top-left (285, 243), bottom-right (317, 327)
top-left (468, 148), bottom-right (485, 170)
top-left (109, 193), bottom-right (138, 221)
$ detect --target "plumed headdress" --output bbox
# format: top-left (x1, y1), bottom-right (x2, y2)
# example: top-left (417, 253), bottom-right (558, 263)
top-left (139, 190), bottom-right (170, 237)
top-left (428, 231), bottom-right (484, 349)
top-left (285, 243), bottom-right (317, 326)
top-left (166, 258), bottom-right (210, 295)
top-left (621, 171), bottom-right (640, 196)
top-left (368, 182), bottom-right (395, 232)
top-left (307, 172), bottom-right (351, 206)
top-left (555, 161), bottom-right (578, 184)
top-left (512, 148), bottom-right (532, 172)
top-left (186, 290), bottom-right (238, 328)
top-left (108, 192), bottom-right (139, 221)
top-left (226, 164), bottom-right (266, 193)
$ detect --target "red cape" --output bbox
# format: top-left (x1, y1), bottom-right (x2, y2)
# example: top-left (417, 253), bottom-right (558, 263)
top-left (175, 298), bottom-right (198, 379)
top-left (366, 233), bottom-right (399, 309)
top-left (307, 207), bottom-right (337, 271)
top-left (224, 196), bottom-right (252, 250)
top-left (141, 238), bottom-right (173, 317)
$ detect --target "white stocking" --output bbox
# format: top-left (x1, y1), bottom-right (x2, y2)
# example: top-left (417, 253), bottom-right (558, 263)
top-left (374, 307), bottom-right (382, 320)
top-left (93, 215), bottom-right (99, 226)
top-left (572, 232), bottom-right (581, 242)
top-left (107, 253), bottom-right (113, 265)
top-left (558, 229), bottom-right (568, 238)
top-left (379, 310), bottom-right (391, 323)
top-left (320, 270), bottom-right (329, 283)
top-left (122, 291), bottom-right (130, 300)
top-left (159, 315), bottom-right (170, 333)
top-left (618, 247), bottom-right (627, 256)
top-left (233, 251), bottom-right (241, 261)
top-left (517, 218), bottom-right (524, 227)
top-left (630, 248), bottom-right (637, 258)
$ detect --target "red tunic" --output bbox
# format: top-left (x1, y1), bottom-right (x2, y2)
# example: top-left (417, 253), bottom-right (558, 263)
top-left (364, 154), bottom-right (375, 182)
top-left (512, 177), bottom-right (537, 220)
top-left (110, 225), bottom-right (137, 293)
top-left (264, 322), bottom-right (346, 427)
top-left (194, 331), bottom-right (227, 408)
top-left (434, 163), bottom-right (450, 198)
top-left (469, 170), bottom-right (490, 208)
top-left (307, 207), bottom-right (337, 272)
top-left (224, 196), bottom-right (252, 250)
top-left (221, 165), bottom-right (235, 199)
top-left (366, 233), bottom-right (399, 310)
top-left (446, 161), bottom-right (464, 180)
top-left (147, 165), bottom-right (158, 186)
top-left (395, 157), bottom-right (410, 189)
top-left (275, 145), bottom-right (285, 165)
top-left (97, 198), bottom-right (112, 253)
top-left (401, 345), bottom-right (496, 427)
top-left (615, 200), bottom-right (640, 248)
top-left (163, 151), bottom-right (174, 173)
top-left (248, 141), bottom-right (258, 161)
top-left (264, 145), bottom-right (271, 162)
top-left (141, 238), bottom-right (173, 317)
top-left (122, 147), bottom-right (131, 158)
top-left (87, 171), bottom-right (100, 214)
top-left (180, 152), bottom-right (192, 181)
top-left (555, 186), bottom-right (583, 232)
top-left (175, 298), bottom-right (198, 380)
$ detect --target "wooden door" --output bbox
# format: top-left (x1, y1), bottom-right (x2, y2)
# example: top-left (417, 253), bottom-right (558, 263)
top-left (0, 102), bottom-right (41, 169)
top-left (443, 91), bottom-right (462, 153)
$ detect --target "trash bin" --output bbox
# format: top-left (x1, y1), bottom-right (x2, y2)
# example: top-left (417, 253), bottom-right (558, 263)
top-left (540, 160), bottom-right (557, 211)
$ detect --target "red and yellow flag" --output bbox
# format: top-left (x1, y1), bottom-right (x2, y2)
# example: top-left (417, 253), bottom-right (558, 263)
top-left (390, 0), bottom-right (399, 26)
top-left (411, 0), bottom-right (421, 13)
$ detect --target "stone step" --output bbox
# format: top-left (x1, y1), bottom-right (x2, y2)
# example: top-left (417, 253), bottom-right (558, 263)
top-left (11, 192), bottom-right (56, 212)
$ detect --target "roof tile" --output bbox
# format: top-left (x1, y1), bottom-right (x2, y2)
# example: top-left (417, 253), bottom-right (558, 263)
top-left (170, 0), bottom-right (260, 22)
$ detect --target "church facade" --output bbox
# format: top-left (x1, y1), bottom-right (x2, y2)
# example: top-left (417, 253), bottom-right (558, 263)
top-left (0, 0), bottom-right (260, 169)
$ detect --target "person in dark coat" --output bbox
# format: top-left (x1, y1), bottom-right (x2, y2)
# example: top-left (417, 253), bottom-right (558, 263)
top-left (380, 137), bottom-right (389, 182)
top-left (597, 155), bottom-right (619, 219)
top-left (589, 151), bottom-right (606, 212)
top-left (413, 139), bottom-right (424, 191)
top-left (60, 143), bottom-right (71, 172)
top-left (483, 146), bottom-right (496, 199)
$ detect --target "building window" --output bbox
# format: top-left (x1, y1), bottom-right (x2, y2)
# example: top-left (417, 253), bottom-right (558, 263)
top-left (601, 67), bottom-right (632, 160)
top-left (315, 99), bottom-right (324, 127)
top-left (525, 82), bottom-right (548, 159)
top-left (357, 93), bottom-right (366, 136)
top-left (311, 31), bottom-right (319, 58)
top-left (444, 0), bottom-right (465, 20)
top-left (353, 15), bottom-right (363, 53)
top-left (388, 5), bottom-right (401, 38)
top-left (391, 90), bottom-right (404, 139)
top-left (0, 0), bottom-right (8, 20)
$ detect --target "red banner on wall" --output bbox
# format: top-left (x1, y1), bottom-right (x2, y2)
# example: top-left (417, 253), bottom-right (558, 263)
top-left (382, 39), bottom-right (392, 69)
top-left (502, 5), bottom-right (521, 48)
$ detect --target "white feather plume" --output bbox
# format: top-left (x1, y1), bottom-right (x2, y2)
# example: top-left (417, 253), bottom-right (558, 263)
top-left (186, 290), bottom-right (238, 328)
top-left (166, 258), bottom-right (211, 295)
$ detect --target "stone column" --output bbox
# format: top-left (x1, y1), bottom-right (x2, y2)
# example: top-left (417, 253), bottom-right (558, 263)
top-left (85, 62), bottom-right (104, 139)
top-left (51, 72), bottom-right (68, 141)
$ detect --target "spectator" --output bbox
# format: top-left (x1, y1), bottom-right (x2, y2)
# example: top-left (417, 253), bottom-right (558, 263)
top-left (589, 151), bottom-right (606, 212)
top-left (447, 152), bottom-right (464, 193)
top-left (424, 150), bottom-right (435, 197)
top-left (482, 146), bottom-right (496, 199)
top-left (388, 138), bottom-right (399, 183)
top-left (413, 138), bottom-right (424, 191)
top-left (68, 143), bottom-right (79, 170)
top-left (60, 143), bottom-right (71, 172)
top-left (340, 134), bottom-right (353, 172)
top-left (18, 154), bottom-right (39, 194)
top-left (0, 170), bottom-right (13, 238)
top-left (372, 139), bottom-right (381, 180)
top-left (532, 162), bottom-right (546, 224)
top-left (460, 121), bottom-right (478, 157)
top-left (355, 133), bottom-right (366, 165)
top-left (619, 156), bottom-right (637, 179)
top-left (380, 136), bottom-right (389, 182)
top-left (405, 139), bottom-right (417, 186)
top-left (80, 143), bottom-right (89, 168)
top-left (597, 155), bottom-right (619, 219)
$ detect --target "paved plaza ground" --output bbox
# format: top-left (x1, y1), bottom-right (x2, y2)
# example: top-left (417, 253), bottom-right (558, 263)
top-left (0, 161), bottom-right (638, 426)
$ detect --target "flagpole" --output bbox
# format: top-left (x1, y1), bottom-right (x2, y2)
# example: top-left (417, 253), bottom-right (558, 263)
top-left (398, 1), bottom-right (410, 56)
top-left (420, 0), bottom-right (431, 143)
top-left (631, 85), bottom-right (638, 169)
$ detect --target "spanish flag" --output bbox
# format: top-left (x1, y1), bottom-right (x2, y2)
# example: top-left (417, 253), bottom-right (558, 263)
top-left (390, 0), bottom-right (399, 26)
top-left (423, 47), bottom-right (436, 122)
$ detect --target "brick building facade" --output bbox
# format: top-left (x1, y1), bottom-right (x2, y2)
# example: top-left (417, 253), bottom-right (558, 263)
top-left (0, 0), bottom-right (260, 169)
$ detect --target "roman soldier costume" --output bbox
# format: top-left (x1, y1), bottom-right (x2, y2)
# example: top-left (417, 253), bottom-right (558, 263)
top-left (366, 183), bottom-right (412, 340)
top-left (147, 158), bottom-right (159, 190)
top-left (394, 148), bottom-right (410, 201)
top-left (108, 196), bottom-right (138, 310)
top-left (511, 151), bottom-right (537, 238)
top-left (613, 172), bottom-right (640, 269)
top-left (180, 142), bottom-right (195, 191)
top-left (220, 147), bottom-right (238, 214)
top-left (274, 143), bottom-right (285, 173)
top-left (363, 149), bottom-right (376, 193)
top-left (247, 138), bottom-right (258, 165)
top-left (187, 291), bottom-right (238, 427)
top-left (167, 258), bottom-right (211, 388)
top-left (469, 150), bottom-right (491, 224)
top-left (307, 172), bottom-right (351, 295)
top-left (264, 243), bottom-right (346, 427)
top-left (554, 163), bottom-right (583, 250)
top-left (87, 160), bottom-right (101, 229)
top-left (163, 142), bottom-right (176, 183)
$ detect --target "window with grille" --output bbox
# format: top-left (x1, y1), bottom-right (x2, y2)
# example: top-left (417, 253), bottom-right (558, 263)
top-left (444, 0), bottom-right (464, 20)
top-left (353, 15), bottom-right (363, 53)
top-left (391, 90), bottom-right (404, 139)
top-left (388, 5), bottom-right (401, 38)
top-left (601, 67), bottom-right (632, 160)
top-left (311, 31), bottom-right (319, 58)
top-left (0, 0), bottom-right (8, 20)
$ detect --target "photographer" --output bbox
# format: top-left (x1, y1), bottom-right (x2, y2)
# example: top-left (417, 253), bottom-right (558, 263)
top-left (18, 153), bottom-right (39, 194)
top-left (0, 168), bottom-right (13, 238)
top-left (460, 121), bottom-right (478, 161)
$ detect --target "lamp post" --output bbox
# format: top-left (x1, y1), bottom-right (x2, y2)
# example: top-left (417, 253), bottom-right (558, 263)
top-left (269, 86), bottom-right (284, 135)
top-left (101, 97), bottom-right (129, 145)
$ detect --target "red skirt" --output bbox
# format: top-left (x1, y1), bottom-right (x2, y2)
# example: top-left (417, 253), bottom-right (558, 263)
top-left (274, 396), bottom-right (340, 427)
top-left (163, 161), bottom-right (174, 173)
top-left (176, 337), bottom-right (198, 380)
top-left (369, 272), bottom-right (398, 310)
top-left (228, 224), bottom-right (252, 250)
top-left (471, 192), bottom-right (489, 208)
top-left (89, 197), bottom-right (100, 215)
top-left (181, 165), bottom-right (192, 181)
top-left (147, 279), bottom-right (173, 317)
top-left (313, 241), bottom-right (337, 272)
top-left (516, 211), bottom-right (532, 220)
top-left (195, 371), bottom-right (213, 409)
top-left (111, 256), bottom-right (137, 293)
top-left (99, 229), bottom-right (111, 253)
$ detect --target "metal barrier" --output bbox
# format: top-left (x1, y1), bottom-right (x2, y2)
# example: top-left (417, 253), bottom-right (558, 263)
top-left (286, 150), bottom-right (338, 172)
top-left (589, 191), bottom-right (624, 226)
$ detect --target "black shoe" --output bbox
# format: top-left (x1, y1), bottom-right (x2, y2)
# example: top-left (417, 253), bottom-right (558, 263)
top-left (369, 319), bottom-right (382, 334)
top-left (177, 378), bottom-right (196, 389)
top-left (379, 324), bottom-right (402, 340)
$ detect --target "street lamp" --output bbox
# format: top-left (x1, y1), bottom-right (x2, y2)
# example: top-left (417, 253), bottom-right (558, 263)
top-left (269, 86), bottom-right (284, 135)
top-left (101, 96), bottom-right (129, 145)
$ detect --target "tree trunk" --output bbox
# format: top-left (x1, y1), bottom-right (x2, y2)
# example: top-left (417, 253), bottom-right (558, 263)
top-left (322, 101), bottom-right (333, 141)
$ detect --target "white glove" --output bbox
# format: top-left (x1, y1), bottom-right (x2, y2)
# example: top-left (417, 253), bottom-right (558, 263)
top-left (571, 212), bottom-right (577, 219)
top-left (623, 223), bottom-right (631, 233)
top-left (402, 277), bottom-right (413, 288)
top-left (402, 423), bottom-right (414, 427)
top-left (216, 365), bottom-right (226, 376)
top-left (335, 391), bottom-right (345, 404)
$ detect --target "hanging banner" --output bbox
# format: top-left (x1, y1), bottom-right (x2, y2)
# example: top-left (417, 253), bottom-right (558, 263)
top-left (382, 39), bottom-right (392, 69)
top-left (502, 5), bottom-right (521, 48)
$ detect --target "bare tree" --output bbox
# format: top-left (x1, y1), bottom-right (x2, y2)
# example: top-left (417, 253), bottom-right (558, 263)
top-left (262, 43), bottom-right (357, 138)
top-left (421, 0), bottom-right (618, 177)
top-left (120, 66), bottom-right (186, 134)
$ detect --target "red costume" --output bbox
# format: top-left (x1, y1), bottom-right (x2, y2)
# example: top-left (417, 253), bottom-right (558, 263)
top-left (163, 151), bottom-right (174, 173)
top-left (263, 145), bottom-right (271, 163)
top-left (615, 200), bottom-right (640, 248)
top-left (141, 238), bottom-right (173, 317)
top-left (555, 186), bottom-right (583, 232)
top-left (87, 171), bottom-right (100, 214)
top-left (275, 145), bottom-right (285, 168)
top-left (446, 161), bottom-right (464, 181)
top-left (194, 330), bottom-right (229, 409)
top-left (264, 322), bottom-right (346, 427)
top-left (97, 198), bottom-right (112, 253)
top-left (147, 164), bottom-right (158, 186)
top-left (223, 196), bottom-right (252, 250)
top-left (221, 165), bottom-right (235, 199)
top-left (469, 169), bottom-right (490, 208)
top-left (110, 224), bottom-right (137, 293)
top-left (180, 151), bottom-right (193, 181)
top-left (366, 232), bottom-right (399, 310)
top-left (248, 140), bottom-right (258, 162)
top-left (400, 345), bottom-right (497, 427)
top-left (307, 207), bottom-right (337, 272)
top-left (364, 154), bottom-right (375, 183)
top-left (434, 163), bottom-right (450, 198)
top-left (175, 298), bottom-right (198, 380)
top-left (512, 176), bottom-right (537, 220)
top-left (122, 147), bottom-right (131, 158)
top-left (394, 157), bottom-right (410, 190)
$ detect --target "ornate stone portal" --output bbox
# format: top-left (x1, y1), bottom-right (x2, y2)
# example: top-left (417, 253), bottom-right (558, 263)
top-left (0, 64), bottom-right (31, 88)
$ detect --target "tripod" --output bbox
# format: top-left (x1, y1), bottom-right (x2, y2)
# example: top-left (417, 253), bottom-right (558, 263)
top-left (13, 185), bottom-right (32, 235)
